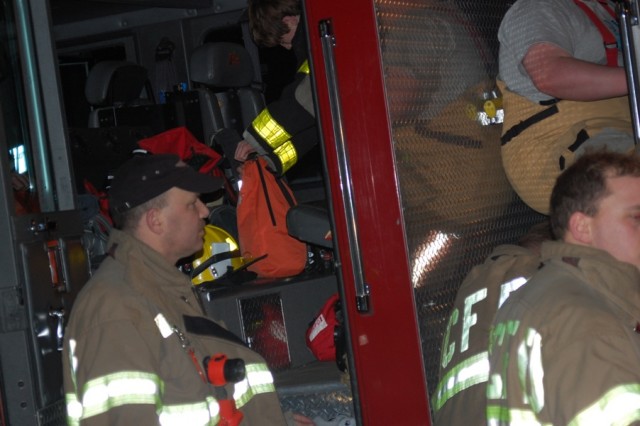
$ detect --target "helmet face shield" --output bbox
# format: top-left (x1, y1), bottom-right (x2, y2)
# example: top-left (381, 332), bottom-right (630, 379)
top-left (192, 225), bottom-right (245, 284)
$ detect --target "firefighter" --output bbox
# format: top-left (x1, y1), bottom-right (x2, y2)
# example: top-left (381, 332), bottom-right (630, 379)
top-left (62, 154), bottom-right (312, 425)
top-left (234, 0), bottom-right (317, 176)
top-left (487, 150), bottom-right (640, 425)
top-left (498, 0), bottom-right (634, 214)
top-left (431, 221), bottom-right (551, 426)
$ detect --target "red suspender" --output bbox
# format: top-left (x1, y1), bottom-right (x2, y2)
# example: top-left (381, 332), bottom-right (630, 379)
top-left (573, 0), bottom-right (619, 67)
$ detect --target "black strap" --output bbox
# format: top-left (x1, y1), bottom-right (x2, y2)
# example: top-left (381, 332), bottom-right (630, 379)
top-left (539, 98), bottom-right (559, 106)
top-left (256, 159), bottom-right (276, 226)
top-left (501, 104), bottom-right (559, 146)
top-left (559, 129), bottom-right (590, 170)
top-left (190, 249), bottom-right (242, 279)
top-left (255, 159), bottom-right (295, 227)
top-left (567, 129), bottom-right (590, 153)
top-left (183, 315), bottom-right (247, 346)
top-left (274, 175), bottom-right (296, 207)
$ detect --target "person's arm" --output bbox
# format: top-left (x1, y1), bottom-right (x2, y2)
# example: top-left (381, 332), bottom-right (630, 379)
top-left (522, 42), bottom-right (628, 101)
top-left (64, 320), bottom-right (164, 425)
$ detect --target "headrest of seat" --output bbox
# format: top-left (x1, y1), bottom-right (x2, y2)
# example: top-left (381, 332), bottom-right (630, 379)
top-left (190, 42), bottom-right (254, 88)
top-left (85, 61), bottom-right (149, 107)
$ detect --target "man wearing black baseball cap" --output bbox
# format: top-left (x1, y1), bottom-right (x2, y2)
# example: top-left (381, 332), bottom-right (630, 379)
top-left (61, 154), bottom-right (297, 425)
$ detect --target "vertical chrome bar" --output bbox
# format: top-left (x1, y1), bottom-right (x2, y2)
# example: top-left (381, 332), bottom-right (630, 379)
top-left (319, 20), bottom-right (370, 313)
top-left (15, 0), bottom-right (55, 211)
top-left (619, 0), bottom-right (640, 144)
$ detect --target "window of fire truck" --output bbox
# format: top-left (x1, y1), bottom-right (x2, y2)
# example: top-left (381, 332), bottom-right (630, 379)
top-left (0, 1), bottom-right (39, 215)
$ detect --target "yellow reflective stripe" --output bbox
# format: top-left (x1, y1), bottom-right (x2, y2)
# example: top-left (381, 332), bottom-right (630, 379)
top-left (67, 370), bottom-right (221, 424)
top-left (69, 339), bottom-right (79, 389)
top-left (487, 406), bottom-right (552, 426)
top-left (159, 396), bottom-right (220, 426)
top-left (273, 141), bottom-right (298, 173)
top-left (568, 384), bottom-right (640, 426)
top-left (297, 60), bottom-right (310, 74)
top-left (66, 392), bottom-right (82, 426)
top-left (79, 371), bottom-right (161, 419)
top-left (252, 109), bottom-right (291, 149)
top-left (517, 328), bottom-right (544, 413)
top-left (233, 363), bottom-right (276, 408)
top-left (432, 351), bottom-right (489, 411)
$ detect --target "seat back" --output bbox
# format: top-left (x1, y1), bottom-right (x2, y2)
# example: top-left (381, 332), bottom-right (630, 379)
top-left (85, 61), bottom-right (153, 128)
top-left (189, 42), bottom-right (265, 140)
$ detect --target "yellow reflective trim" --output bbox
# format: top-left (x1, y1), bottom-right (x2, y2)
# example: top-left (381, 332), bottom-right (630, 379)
top-left (298, 60), bottom-right (310, 74)
top-left (80, 371), bottom-right (161, 419)
top-left (274, 141), bottom-right (298, 173)
top-left (66, 393), bottom-right (83, 426)
top-left (67, 370), bottom-right (221, 425)
top-left (432, 351), bottom-right (489, 411)
top-left (517, 328), bottom-right (544, 413)
top-left (487, 406), bottom-right (552, 426)
top-left (234, 363), bottom-right (276, 408)
top-left (252, 109), bottom-right (291, 149)
top-left (568, 384), bottom-right (640, 426)
top-left (159, 396), bottom-right (220, 426)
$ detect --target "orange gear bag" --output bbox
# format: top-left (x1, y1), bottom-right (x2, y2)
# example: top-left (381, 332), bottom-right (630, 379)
top-left (236, 157), bottom-right (307, 278)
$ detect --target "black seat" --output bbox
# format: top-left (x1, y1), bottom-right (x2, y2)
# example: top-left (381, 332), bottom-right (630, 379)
top-left (84, 61), bottom-right (154, 128)
top-left (189, 42), bottom-right (265, 141)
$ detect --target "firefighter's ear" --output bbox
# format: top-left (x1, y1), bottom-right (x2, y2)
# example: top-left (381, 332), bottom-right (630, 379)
top-left (566, 211), bottom-right (593, 245)
top-left (144, 207), bottom-right (164, 235)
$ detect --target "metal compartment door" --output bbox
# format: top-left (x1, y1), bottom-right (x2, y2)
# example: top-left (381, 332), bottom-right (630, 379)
top-left (1, 212), bottom-right (90, 426)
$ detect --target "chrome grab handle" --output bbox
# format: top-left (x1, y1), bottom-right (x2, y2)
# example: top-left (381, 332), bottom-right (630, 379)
top-left (619, 0), bottom-right (640, 145)
top-left (319, 19), bottom-right (371, 313)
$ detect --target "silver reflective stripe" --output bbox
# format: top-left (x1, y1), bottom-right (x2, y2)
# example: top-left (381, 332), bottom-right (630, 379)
top-left (498, 276), bottom-right (528, 309)
top-left (154, 313), bottom-right (174, 338)
top-left (65, 393), bottom-right (82, 426)
top-left (80, 371), bottom-right (161, 419)
top-left (462, 289), bottom-right (488, 352)
top-left (159, 396), bottom-right (220, 426)
top-left (568, 384), bottom-right (640, 426)
top-left (487, 406), bottom-right (552, 426)
top-left (517, 328), bottom-right (544, 413)
top-left (432, 351), bottom-right (489, 411)
top-left (66, 370), bottom-right (221, 424)
top-left (234, 362), bottom-right (276, 408)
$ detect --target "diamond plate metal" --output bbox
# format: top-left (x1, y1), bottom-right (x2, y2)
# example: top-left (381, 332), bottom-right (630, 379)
top-left (277, 362), bottom-right (355, 420)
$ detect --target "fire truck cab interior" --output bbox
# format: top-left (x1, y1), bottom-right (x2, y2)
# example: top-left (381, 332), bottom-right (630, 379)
top-left (0, 0), bottom-right (573, 424)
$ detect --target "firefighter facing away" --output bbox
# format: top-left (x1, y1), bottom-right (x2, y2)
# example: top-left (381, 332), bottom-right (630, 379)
top-left (431, 221), bottom-right (551, 426)
top-left (61, 153), bottom-right (313, 425)
top-left (234, 0), bottom-right (317, 176)
top-left (487, 150), bottom-right (640, 425)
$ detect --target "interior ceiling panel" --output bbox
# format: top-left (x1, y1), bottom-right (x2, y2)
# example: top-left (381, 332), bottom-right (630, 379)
top-left (50, 0), bottom-right (214, 25)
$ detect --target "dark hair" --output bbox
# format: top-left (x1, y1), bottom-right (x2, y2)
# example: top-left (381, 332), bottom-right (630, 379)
top-left (517, 220), bottom-right (553, 254)
top-left (549, 150), bottom-right (640, 240)
top-left (248, 0), bottom-right (301, 47)
top-left (112, 192), bottom-right (168, 232)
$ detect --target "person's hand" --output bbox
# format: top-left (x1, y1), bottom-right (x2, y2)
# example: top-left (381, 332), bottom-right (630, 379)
top-left (234, 140), bottom-right (256, 162)
top-left (293, 413), bottom-right (316, 425)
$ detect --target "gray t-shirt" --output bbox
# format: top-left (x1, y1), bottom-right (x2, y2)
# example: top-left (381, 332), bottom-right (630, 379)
top-left (498, 0), bottom-right (620, 102)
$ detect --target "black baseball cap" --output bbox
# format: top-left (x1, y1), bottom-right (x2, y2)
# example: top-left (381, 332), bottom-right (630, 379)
top-left (109, 154), bottom-right (223, 214)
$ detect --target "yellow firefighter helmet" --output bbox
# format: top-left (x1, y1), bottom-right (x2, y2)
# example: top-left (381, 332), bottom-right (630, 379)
top-left (192, 225), bottom-right (244, 285)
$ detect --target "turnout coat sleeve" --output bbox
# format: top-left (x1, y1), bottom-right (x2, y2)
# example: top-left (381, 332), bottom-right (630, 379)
top-left (243, 62), bottom-right (317, 176)
top-left (487, 242), bottom-right (640, 425)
